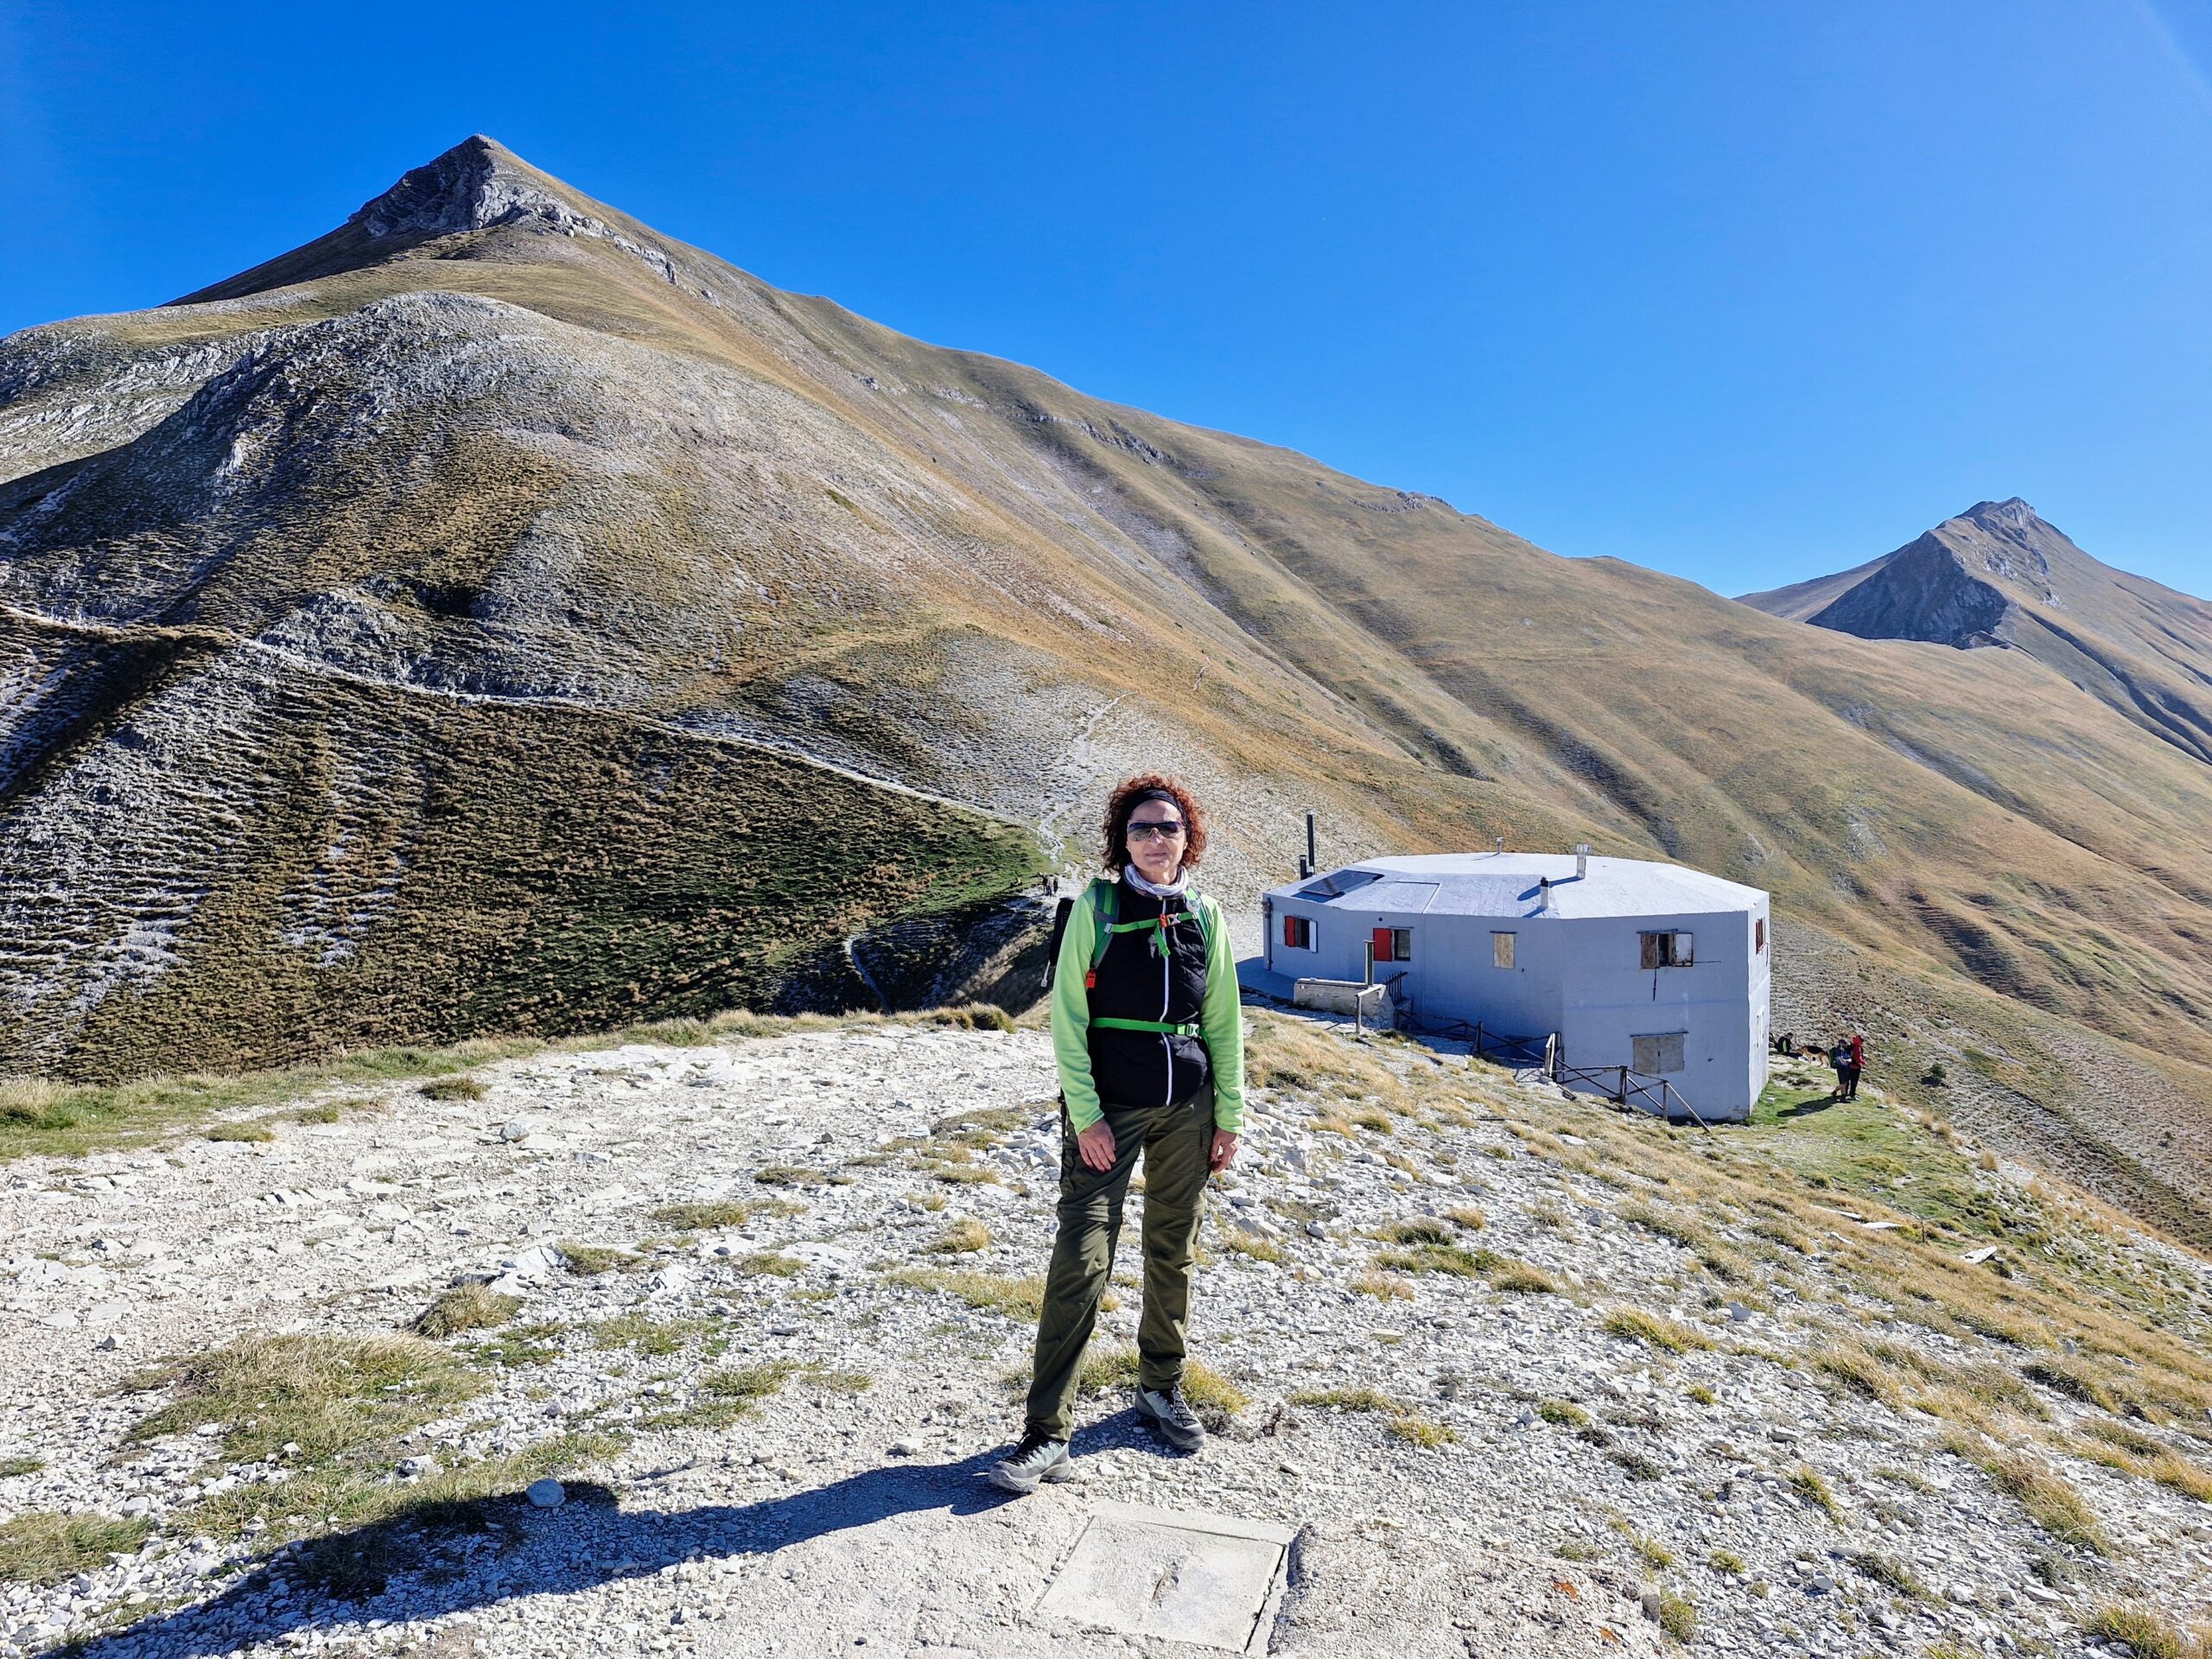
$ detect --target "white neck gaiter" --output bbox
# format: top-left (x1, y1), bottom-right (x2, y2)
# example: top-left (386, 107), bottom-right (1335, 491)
top-left (1122, 864), bottom-right (1189, 900)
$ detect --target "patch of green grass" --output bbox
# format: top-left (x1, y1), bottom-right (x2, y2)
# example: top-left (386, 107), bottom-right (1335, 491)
top-left (648, 1202), bottom-right (749, 1231)
top-left (1289, 1384), bottom-right (1451, 1446)
top-left (126, 1333), bottom-right (486, 1465)
top-left (206, 1121), bottom-right (274, 1143)
top-left (1353, 1268), bottom-right (1415, 1301)
top-left (1374, 1217), bottom-right (1455, 1246)
top-left (753, 1166), bottom-right (824, 1186)
top-left (0, 1512), bottom-right (153, 1586)
top-left (1687, 1384), bottom-right (1717, 1406)
top-left (556, 1241), bottom-right (640, 1276)
top-left (1537, 1398), bottom-right (1591, 1427)
top-left (1221, 1228), bottom-right (1289, 1264)
top-left (1610, 1447), bottom-right (1666, 1480)
top-left (411, 1283), bottom-right (521, 1338)
top-left (1490, 1262), bottom-right (1560, 1294)
top-left (882, 1267), bottom-right (1046, 1322)
top-left (293, 1103), bottom-right (343, 1125)
top-left (928, 1217), bottom-right (992, 1255)
top-left (1656, 1590), bottom-right (1697, 1643)
top-left (2082, 1605), bottom-right (2210, 1659)
top-left (592, 1313), bottom-right (713, 1357)
top-left (1630, 1532), bottom-right (1675, 1568)
top-left (740, 1252), bottom-right (805, 1277)
top-left (1788, 1463), bottom-right (1846, 1524)
top-left (1707, 1548), bottom-right (1745, 1574)
top-left (0, 1457), bottom-right (44, 1478)
top-left (1848, 1550), bottom-right (1934, 1602)
top-left (420, 1076), bottom-right (486, 1102)
top-left (1943, 1431), bottom-right (2111, 1554)
top-left (1600, 1306), bottom-right (1715, 1355)
top-left (465, 1323), bottom-right (563, 1369)
top-left (1446, 1205), bottom-right (1487, 1230)
top-left (1375, 1243), bottom-right (1498, 1277)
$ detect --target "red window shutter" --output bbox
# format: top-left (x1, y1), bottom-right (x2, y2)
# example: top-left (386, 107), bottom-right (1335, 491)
top-left (1371, 926), bottom-right (1393, 963)
top-left (1284, 916), bottom-right (1298, 947)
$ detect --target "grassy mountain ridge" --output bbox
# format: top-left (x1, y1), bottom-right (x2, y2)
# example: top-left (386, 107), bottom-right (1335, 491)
top-left (3, 137), bottom-right (2209, 1236)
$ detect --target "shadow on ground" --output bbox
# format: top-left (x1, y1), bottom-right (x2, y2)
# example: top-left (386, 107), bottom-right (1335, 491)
top-left (74, 1422), bottom-right (1164, 1656)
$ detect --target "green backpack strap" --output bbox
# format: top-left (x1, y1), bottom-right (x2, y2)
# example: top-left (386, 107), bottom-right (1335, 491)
top-left (1084, 878), bottom-right (1216, 989)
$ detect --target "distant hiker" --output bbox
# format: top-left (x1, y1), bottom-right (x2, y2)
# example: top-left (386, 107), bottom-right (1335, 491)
top-left (989, 774), bottom-right (1245, 1496)
top-left (1829, 1035), bottom-right (1859, 1102)
top-left (1846, 1031), bottom-right (1866, 1100)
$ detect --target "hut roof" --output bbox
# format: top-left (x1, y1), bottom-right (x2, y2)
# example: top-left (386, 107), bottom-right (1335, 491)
top-left (1272, 854), bottom-right (1766, 920)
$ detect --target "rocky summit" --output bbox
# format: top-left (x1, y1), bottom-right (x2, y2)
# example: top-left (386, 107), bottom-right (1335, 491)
top-left (2, 1006), bottom-right (2209, 1656)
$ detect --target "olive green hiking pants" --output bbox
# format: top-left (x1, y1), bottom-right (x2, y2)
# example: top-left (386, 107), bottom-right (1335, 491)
top-left (1024, 1082), bottom-right (1213, 1440)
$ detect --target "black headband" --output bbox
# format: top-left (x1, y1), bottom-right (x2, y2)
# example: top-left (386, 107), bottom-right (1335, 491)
top-left (1128, 788), bottom-right (1179, 809)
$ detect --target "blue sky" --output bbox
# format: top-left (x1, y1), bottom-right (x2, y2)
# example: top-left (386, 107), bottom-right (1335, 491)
top-left (3, 1), bottom-right (2208, 597)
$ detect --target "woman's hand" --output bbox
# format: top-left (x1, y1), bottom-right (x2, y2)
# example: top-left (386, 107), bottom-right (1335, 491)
top-left (1077, 1121), bottom-right (1116, 1172)
top-left (1209, 1129), bottom-right (1239, 1173)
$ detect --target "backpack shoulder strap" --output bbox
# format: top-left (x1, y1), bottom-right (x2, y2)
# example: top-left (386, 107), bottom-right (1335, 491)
top-left (1085, 877), bottom-right (1119, 982)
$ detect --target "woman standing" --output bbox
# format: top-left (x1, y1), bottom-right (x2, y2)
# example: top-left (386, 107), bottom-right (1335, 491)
top-left (989, 774), bottom-right (1246, 1494)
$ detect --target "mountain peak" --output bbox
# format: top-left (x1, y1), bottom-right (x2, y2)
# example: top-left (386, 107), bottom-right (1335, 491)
top-left (1957, 497), bottom-right (2044, 537)
top-left (349, 135), bottom-right (585, 240)
top-left (171, 136), bottom-right (683, 307)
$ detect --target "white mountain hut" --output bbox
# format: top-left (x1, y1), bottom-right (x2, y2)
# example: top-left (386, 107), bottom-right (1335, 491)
top-left (1262, 850), bottom-right (1771, 1122)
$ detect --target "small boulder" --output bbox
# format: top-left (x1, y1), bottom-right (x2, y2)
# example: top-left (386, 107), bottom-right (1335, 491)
top-left (527, 1478), bottom-right (566, 1509)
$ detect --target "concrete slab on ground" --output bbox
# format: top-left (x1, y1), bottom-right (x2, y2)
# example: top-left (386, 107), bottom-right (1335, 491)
top-left (1033, 1500), bottom-right (1296, 1652)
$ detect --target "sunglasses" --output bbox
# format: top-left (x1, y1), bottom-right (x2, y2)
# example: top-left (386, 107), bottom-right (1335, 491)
top-left (1126, 820), bottom-right (1187, 839)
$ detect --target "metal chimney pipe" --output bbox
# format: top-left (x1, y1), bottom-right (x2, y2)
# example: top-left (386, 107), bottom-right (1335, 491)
top-left (1575, 842), bottom-right (1590, 880)
top-left (1538, 875), bottom-right (1551, 913)
top-left (1306, 810), bottom-right (1318, 874)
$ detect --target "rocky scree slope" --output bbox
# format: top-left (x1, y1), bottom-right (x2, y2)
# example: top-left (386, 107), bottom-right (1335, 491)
top-left (5, 139), bottom-right (2212, 1228)
top-left (1, 1009), bottom-right (2209, 1656)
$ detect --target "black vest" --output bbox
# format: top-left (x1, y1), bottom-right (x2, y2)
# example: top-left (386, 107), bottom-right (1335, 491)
top-left (1087, 875), bottom-right (1212, 1110)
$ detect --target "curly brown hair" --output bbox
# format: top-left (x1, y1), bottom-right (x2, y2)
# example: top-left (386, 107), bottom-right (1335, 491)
top-left (1098, 773), bottom-right (1208, 874)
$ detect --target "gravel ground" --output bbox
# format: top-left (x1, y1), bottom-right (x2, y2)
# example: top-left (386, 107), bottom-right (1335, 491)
top-left (2, 1015), bottom-right (2206, 1656)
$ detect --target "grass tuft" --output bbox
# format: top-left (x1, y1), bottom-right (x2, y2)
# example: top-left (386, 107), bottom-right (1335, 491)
top-left (411, 1283), bottom-right (521, 1338)
top-left (649, 1201), bottom-right (749, 1231)
top-left (127, 1332), bottom-right (485, 1464)
top-left (1788, 1463), bottom-right (1846, 1524)
top-left (2082, 1605), bottom-right (2211, 1659)
top-left (883, 1267), bottom-right (1047, 1322)
top-left (928, 1217), bottom-right (993, 1255)
top-left (1600, 1306), bottom-right (1714, 1355)
top-left (0, 1512), bottom-right (154, 1586)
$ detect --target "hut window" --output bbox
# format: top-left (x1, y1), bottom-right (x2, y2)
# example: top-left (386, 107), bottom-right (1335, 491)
top-left (1491, 931), bottom-right (1516, 969)
top-left (1632, 1032), bottom-right (1687, 1074)
top-left (1755, 918), bottom-right (1765, 954)
top-left (1639, 931), bottom-right (1694, 969)
top-left (1372, 926), bottom-right (1413, 963)
top-left (1283, 914), bottom-right (1314, 950)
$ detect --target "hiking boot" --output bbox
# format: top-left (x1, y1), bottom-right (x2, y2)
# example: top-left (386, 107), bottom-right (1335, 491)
top-left (1135, 1385), bottom-right (1207, 1452)
top-left (988, 1431), bottom-right (1072, 1495)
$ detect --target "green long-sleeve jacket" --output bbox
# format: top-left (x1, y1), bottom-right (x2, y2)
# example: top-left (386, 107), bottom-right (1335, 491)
top-left (1050, 878), bottom-right (1246, 1135)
